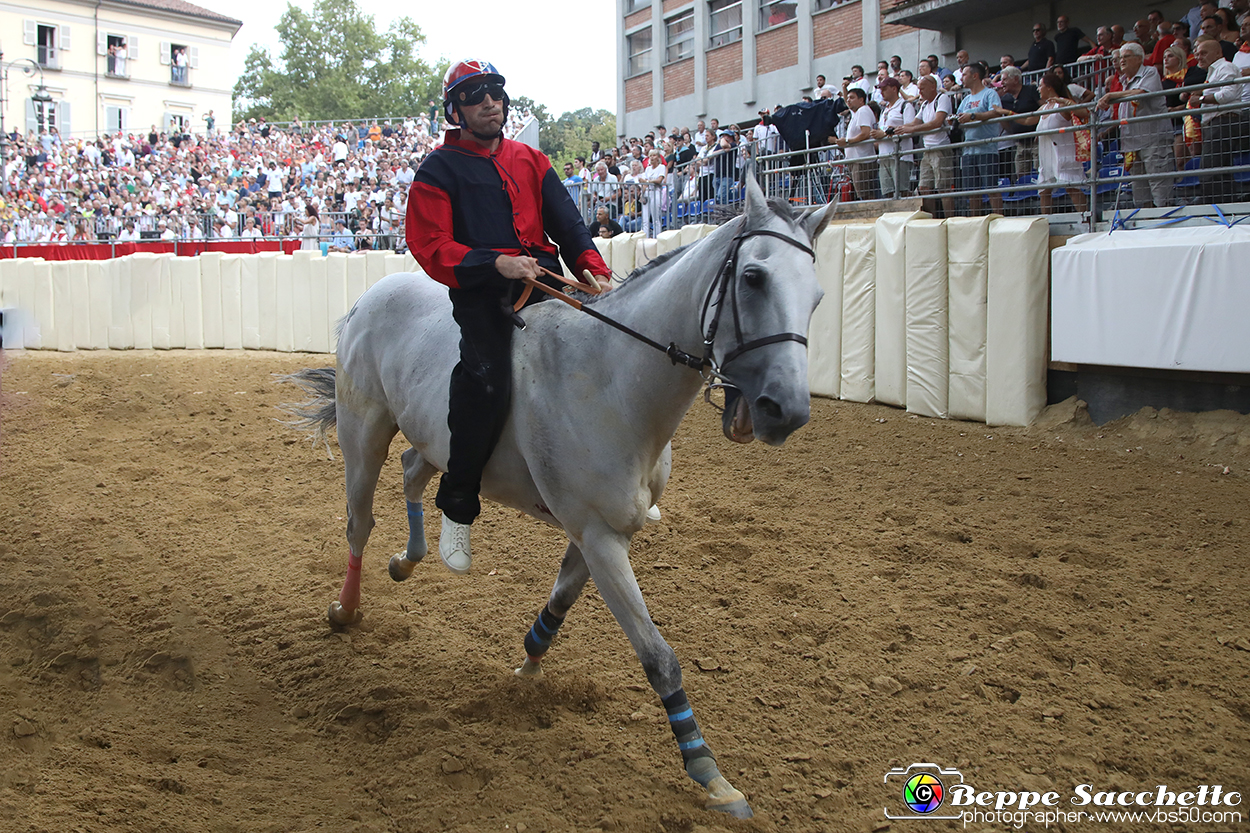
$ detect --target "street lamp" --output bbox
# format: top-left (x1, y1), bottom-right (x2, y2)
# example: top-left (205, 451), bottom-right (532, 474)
top-left (0, 50), bottom-right (54, 195)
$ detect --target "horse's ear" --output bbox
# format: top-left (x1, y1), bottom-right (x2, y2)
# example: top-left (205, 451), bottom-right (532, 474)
top-left (801, 201), bottom-right (834, 242)
top-left (743, 154), bottom-right (769, 225)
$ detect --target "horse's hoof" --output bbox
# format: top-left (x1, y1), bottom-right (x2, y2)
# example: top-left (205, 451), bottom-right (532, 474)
top-left (389, 551), bottom-right (417, 582)
top-left (327, 601), bottom-right (362, 627)
top-left (705, 775), bottom-right (753, 819)
top-left (514, 658), bottom-right (543, 679)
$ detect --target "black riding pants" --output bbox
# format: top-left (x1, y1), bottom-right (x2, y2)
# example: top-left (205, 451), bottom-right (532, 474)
top-left (435, 266), bottom-right (556, 525)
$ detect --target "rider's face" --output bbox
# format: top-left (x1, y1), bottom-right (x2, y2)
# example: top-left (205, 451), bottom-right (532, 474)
top-left (456, 92), bottom-right (504, 139)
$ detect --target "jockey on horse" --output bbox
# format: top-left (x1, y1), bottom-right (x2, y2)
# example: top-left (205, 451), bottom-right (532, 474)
top-left (405, 59), bottom-right (612, 574)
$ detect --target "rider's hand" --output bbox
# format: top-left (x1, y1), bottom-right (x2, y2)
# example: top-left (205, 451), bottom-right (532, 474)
top-left (583, 270), bottom-right (610, 292)
top-left (496, 254), bottom-right (542, 280)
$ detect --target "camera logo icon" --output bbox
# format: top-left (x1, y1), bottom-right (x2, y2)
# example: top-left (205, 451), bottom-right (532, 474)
top-left (884, 763), bottom-right (965, 820)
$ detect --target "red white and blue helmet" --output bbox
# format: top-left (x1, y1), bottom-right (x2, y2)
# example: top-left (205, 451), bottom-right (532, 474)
top-left (443, 59), bottom-right (507, 121)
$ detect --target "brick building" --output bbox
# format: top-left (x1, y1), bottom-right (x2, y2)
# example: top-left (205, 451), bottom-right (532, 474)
top-left (615, 0), bottom-right (1199, 140)
top-left (616, 0), bottom-right (943, 140)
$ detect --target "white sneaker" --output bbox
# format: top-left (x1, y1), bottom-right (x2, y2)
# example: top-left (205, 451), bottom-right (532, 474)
top-left (646, 504), bottom-right (662, 523)
top-left (438, 515), bottom-right (472, 575)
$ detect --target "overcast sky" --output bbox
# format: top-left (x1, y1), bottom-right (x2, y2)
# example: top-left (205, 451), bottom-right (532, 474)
top-left (210, 0), bottom-right (618, 116)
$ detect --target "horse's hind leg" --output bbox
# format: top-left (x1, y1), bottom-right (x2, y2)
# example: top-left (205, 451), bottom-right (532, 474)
top-left (515, 541), bottom-right (591, 679)
top-left (328, 406), bottom-right (397, 627)
top-left (388, 448), bottom-right (438, 581)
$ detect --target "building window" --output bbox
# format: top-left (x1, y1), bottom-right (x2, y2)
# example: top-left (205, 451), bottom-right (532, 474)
top-left (813, 0), bottom-right (852, 10)
top-left (105, 105), bottom-right (128, 133)
top-left (33, 99), bottom-right (57, 133)
top-left (37, 24), bottom-right (59, 69)
top-left (665, 10), bottom-right (695, 64)
top-left (625, 0), bottom-right (651, 12)
top-left (162, 41), bottom-right (197, 86)
top-left (626, 28), bottom-right (652, 77)
top-left (107, 35), bottom-right (130, 78)
top-left (759, 0), bottom-right (797, 29)
top-left (708, 0), bottom-right (742, 48)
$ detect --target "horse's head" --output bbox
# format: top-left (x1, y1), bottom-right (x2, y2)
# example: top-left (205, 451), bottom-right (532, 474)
top-left (713, 171), bottom-right (832, 446)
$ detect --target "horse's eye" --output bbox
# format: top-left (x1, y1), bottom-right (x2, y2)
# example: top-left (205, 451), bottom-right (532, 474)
top-left (743, 268), bottom-right (765, 289)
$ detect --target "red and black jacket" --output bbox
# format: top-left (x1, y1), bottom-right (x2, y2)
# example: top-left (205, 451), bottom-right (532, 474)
top-left (406, 130), bottom-right (609, 290)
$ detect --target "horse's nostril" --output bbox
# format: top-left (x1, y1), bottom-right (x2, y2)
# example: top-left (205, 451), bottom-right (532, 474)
top-left (756, 396), bottom-right (783, 420)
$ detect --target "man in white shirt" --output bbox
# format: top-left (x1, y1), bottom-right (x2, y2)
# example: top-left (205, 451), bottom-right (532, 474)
top-left (158, 220), bottom-right (177, 241)
top-left (116, 220), bottom-right (139, 242)
top-left (870, 78), bottom-right (917, 199)
top-left (898, 75), bottom-right (956, 217)
top-left (1097, 42), bottom-right (1174, 207)
top-left (814, 74), bottom-right (838, 98)
top-left (1194, 36), bottom-right (1247, 202)
top-left (834, 88), bottom-right (878, 200)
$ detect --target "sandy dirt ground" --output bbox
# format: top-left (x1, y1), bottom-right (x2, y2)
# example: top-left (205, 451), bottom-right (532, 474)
top-left (1, 350), bottom-right (1248, 833)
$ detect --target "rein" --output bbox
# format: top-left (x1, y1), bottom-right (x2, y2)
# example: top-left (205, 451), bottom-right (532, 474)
top-left (519, 227), bottom-right (815, 390)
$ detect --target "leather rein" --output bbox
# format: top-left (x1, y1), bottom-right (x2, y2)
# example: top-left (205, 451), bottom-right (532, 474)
top-left (517, 227), bottom-right (815, 391)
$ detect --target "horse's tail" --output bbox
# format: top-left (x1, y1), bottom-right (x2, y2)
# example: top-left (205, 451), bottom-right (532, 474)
top-left (276, 367), bottom-right (337, 453)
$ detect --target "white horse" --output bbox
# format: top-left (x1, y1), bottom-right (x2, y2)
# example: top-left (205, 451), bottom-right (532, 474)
top-left (283, 172), bottom-right (831, 818)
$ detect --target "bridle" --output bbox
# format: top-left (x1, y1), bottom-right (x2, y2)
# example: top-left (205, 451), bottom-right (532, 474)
top-left (515, 224), bottom-right (816, 395)
top-left (694, 227), bottom-right (815, 388)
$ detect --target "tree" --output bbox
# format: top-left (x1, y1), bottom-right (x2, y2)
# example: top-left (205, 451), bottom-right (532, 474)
top-left (541, 108), bottom-right (617, 170)
top-left (232, 0), bottom-right (446, 124)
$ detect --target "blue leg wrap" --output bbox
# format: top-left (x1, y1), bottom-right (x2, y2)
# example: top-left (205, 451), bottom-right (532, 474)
top-left (405, 500), bottom-right (425, 559)
top-left (662, 688), bottom-right (720, 787)
top-left (522, 605), bottom-right (565, 661)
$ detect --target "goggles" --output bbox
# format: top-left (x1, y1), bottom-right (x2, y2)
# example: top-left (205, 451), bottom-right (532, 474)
top-left (456, 82), bottom-right (506, 107)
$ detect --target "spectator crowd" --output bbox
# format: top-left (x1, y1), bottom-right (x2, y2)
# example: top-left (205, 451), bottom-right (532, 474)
top-left (0, 106), bottom-right (536, 247)
top-left (570, 1), bottom-right (1250, 231)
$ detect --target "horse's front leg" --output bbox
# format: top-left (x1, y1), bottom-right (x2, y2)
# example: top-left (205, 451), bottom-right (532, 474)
top-left (579, 522), bottom-right (753, 819)
top-left (515, 541), bottom-right (590, 678)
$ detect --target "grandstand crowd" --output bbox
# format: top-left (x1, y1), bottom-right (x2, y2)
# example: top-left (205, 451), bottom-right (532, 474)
top-left (2, 2), bottom-right (1248, 245)
top-left (0, 106), bottom-right (535, 247)
top-left (571, 3), bottom-right (1250, 224)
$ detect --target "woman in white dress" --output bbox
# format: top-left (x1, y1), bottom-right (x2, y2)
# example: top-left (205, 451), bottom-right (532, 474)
top-left (1015, 71), bottom-right (1089, 214)
top-left (299, 205), bottom-right (321, 251)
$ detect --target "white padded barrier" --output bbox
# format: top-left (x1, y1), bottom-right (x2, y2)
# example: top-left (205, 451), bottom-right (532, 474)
top-left (51, 261), bottom-right (76, 352)
top-left (874, 210), bottom-right (930, 407)
top-left (87, 258), bottom-right (113, 350)
top-left (635, 237), bottom-right (658, 269)
top-left (33, 261), bottom-right (57, 350)
top-left (219, 255), bottom-right (244, 350)
top-left (364, 250), bottom-right (389, 290)
top-left (199, 251), bottom-right (224, 348)
top-left (610, 231), bottom-right (643, 284)
top-left (808, 224), bottom-right (845, 398)
top-left (290, 250), bottom-right (317, 353)
top-left (384, 253), bottom-right (409, 278)
top-left (946, 216), bottom-right (996, 422)
top-left (128, 255), bottom-right (156, 347)
top-left (326, 253), bottom-right (350, 353)
top-left (903, 219), bottom-right (949, 418)
top-left (273, 254), bottom-right (295, 352)
top-left (239, 254), bottom-right (261, 350)
top-left (16, 259), bottom-right (45, 348)
top-left (655, 229), bottom-right (683, 256)
top-left (345, 252), bottom-right (367, 312)
top-left (151, 255), bottom-right (173, 350)
top-left (840, 224), bottom-right (876, 403)
top-left (986, 217), bottom-right (1049, 427)
top-left (68, 260), bottom-right (92, 349)
top-left (256, 253), bottom-right (279, 351)
top-left (593, 236), bottom-right (612, 276)
top-left (307, 253), bottom-right (331, 353)
top-left (171, 257), bottom-right (203, 349)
